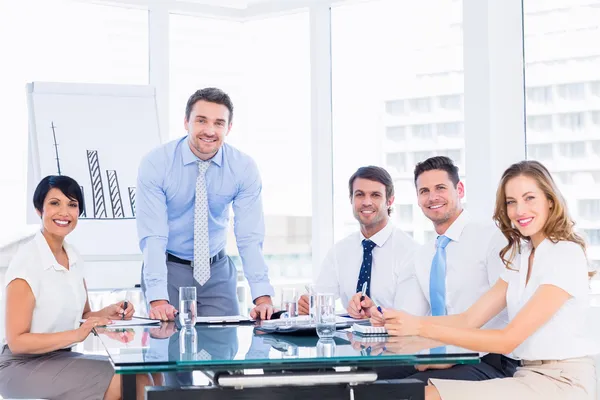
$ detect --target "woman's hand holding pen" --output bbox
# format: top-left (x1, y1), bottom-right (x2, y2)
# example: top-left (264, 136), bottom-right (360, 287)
top-left (103, 300), bottom-right (135, 320)
top-left (75, 317), bottom-right (112, 342)
top-left (369, 306), bottom-right (385, 326)
top-left (381, 309), bottom-right (423, 336)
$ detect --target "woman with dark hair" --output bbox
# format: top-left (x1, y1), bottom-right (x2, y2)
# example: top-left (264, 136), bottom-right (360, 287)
top-left (0, 176), bottom-right (156, 400)
top-left (373, 161), bottom-right (597, 399)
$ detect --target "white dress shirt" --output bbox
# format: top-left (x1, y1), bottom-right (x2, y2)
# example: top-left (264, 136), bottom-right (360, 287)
top-left (315, 222), bottom-right (428, 315)
top-left (501, 239), bottom-right (597, 360)
top-left (414, 210), bottom-right (509, 330)
top-left (3, 231), bottom-right (86, 345)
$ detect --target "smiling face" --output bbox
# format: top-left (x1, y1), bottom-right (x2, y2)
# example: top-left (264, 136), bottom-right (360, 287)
top-left (504, 174), bottom-right (552, 247)
top-left (351, 178), bottom-right (394, 237)
top-left (36, 188), bottom-right (79, 239)
top-left (185, 100), bottom-right (232, 160)
top-left (416, 169), bottom-right (464, 232)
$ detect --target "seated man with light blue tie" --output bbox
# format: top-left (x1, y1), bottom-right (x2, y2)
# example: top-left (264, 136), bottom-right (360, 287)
top-left (298, 166), bottom-right (426, 317)
top-left (137, 87), bottom-right (275, 322)
top-left (371, 156), bottom-right (519, 382)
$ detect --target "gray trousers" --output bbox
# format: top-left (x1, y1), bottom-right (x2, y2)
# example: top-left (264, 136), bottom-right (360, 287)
top-left (142, 254), bottom-right (240, 388)
top-left (142, 254), bottom-right (240, 316)
top-left (0, 345), bottom-right (114, 400)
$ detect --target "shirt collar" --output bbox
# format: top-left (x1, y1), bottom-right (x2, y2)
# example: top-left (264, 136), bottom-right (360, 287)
top-left (442, 209), bottom-right (470, 243)
top-left (360, 220), bottom-right (394, 248)
top-left (34, 230), bottom-right (80, 271)
top-left (181, 136), bottom-right (223, 167)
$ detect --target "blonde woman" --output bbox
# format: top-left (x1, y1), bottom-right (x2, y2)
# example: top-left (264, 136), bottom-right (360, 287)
top-left (372, 160), bottom-right (597, 399)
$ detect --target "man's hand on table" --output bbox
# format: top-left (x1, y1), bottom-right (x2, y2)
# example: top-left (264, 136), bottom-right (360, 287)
top-left (149, 300), bottom-right (178, 321)
top-left (250, 295), bottom-right (274, 320)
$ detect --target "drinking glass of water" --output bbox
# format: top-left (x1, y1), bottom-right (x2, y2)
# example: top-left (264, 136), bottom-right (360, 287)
top-left (179, 326), bottom-right (197, 361)
top-left (315, 293), bottom-right (336, 339)
top-left (316, 338), bottom-right (336, 358)
top-left (179, 286), bottom-right (197, 328)
top-left (280, 287), bottom-right (297, 318)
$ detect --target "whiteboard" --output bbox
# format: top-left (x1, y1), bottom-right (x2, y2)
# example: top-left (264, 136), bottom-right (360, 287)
top-left (26, 82), bottom-right (161, 256)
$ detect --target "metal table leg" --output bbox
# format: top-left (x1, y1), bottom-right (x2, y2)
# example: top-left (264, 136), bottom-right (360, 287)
top-left (122, 374), bottom-right (137, 400)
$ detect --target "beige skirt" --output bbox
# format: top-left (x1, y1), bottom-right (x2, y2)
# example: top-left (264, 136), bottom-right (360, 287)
top-left (430, 357), bottom-right (596, 400)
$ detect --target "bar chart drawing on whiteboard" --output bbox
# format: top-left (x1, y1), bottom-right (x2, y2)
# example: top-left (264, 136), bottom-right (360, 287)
top-left (50, 121), bottom-right (136, 220)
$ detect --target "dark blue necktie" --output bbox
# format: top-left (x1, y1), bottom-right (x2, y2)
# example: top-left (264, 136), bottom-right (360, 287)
top-left (356, 239), bottom-right (376, 298)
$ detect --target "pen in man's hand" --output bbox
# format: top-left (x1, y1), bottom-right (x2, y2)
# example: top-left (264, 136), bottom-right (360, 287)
top-left (122, 301), bottom-right (128, 320)
top-left (359, 281), bottom-right (368, 302)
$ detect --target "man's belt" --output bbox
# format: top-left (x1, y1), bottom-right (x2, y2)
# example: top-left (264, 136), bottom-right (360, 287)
top-left (167, 249), bottom-right (226, 267)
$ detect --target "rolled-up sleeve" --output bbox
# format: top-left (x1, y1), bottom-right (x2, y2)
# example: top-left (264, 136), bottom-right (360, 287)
top-left (232, 158), bottom-right (274, 301)
top-left (137, 153), bottom-right (170, 303)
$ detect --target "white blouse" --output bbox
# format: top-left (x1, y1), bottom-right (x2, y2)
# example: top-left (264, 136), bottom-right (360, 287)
top-left (500, 239), bottom-right (597, 360)
top-left (3, 231), bottom-right (87, 343)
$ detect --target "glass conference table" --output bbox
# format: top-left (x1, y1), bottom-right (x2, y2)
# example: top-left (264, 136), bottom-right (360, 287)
top-left (95, 322), bottom-right (480, 400)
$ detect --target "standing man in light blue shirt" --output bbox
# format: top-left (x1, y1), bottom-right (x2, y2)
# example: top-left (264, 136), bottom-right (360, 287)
top-left (137, 87), bottom-right (275, 321)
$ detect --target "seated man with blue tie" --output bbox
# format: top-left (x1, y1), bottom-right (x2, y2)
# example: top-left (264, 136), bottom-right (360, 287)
top-left (137, 87), bottom-right (275, 322)
top-left (298, 166), bottom-right (426, 317)
top-left (371, 156), bottom-right (519, 382)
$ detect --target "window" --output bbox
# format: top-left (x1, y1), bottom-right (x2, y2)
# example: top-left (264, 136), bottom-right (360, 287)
top-left (412, 124), bottom-right (434, 140)
top-left (331, 0), bottom-right (464, 244)
top-left (438, 94), bottom-right (462, 111)
top-left (555, 172), bottom-right (572, 185)
top-left (386, 100), bottom-right (407, 116)
top-left (526, 86), bottom-right (553, 104)
top-left (592, 81), bottom-right (600, 97)
top-left (413, 151), bottom-right (435, 163)
top-left (0, 1), bottom-right (148, 246)
top-left (584, 229), bottom-right (600, 246)
top-left (558, 112), bottom-right (585, 130)
top-left (557, 83), bottom-right (586, 101)
top-left (578, 200), bottom-right (600, 220)
top-left (409, 97), bottom-right (433, 113)
top-left (528, 144), bottom-right (554, 160)
top-left (171, 12), bottom-right (312, 284)
top-left (437, 122), bottom-right (463, 137)
top-left (559, 141), bottom-right (587, 159)
top-left (396, 204), bottom-right (413, 224)
top-left (437, 149), bottom-right (462, 164)
top-left (386, 152), bottom-right (407, 173)
top-left (386, 126), bottom-right (407, 142)
top-left (527, 115), bottom-right (553, 132)
top-left (593, 141), bottom-right (600, 156)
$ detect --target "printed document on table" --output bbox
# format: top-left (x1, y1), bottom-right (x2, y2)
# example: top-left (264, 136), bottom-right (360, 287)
top-left (80, 317), bottom-right (161, 327)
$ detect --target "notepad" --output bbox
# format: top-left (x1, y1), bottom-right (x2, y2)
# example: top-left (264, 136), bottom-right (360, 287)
top-left (352, 323), bottom-right (388, 336)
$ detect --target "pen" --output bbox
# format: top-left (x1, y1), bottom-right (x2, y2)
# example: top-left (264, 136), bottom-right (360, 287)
top-left (359, 281), bottom-right (368, 302)
top-left (122, 301), bottom-right (128, 320)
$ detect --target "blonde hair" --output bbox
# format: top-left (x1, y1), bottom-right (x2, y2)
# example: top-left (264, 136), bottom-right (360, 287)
top-left (492, 160), bottom-right (593, 277)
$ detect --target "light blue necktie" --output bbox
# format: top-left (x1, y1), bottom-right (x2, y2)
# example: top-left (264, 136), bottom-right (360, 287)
top-left (430, 235), bottom-right (451, 317)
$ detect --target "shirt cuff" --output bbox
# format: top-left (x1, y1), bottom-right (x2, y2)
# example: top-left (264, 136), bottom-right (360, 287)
top-left (145, 285), bottom-right (170, 305)
top-left (249, 280), bottom-right (275, 302)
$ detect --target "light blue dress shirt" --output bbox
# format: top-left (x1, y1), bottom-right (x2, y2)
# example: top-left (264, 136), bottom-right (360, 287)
top-left (137, 136), bottom-right (274, 303)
